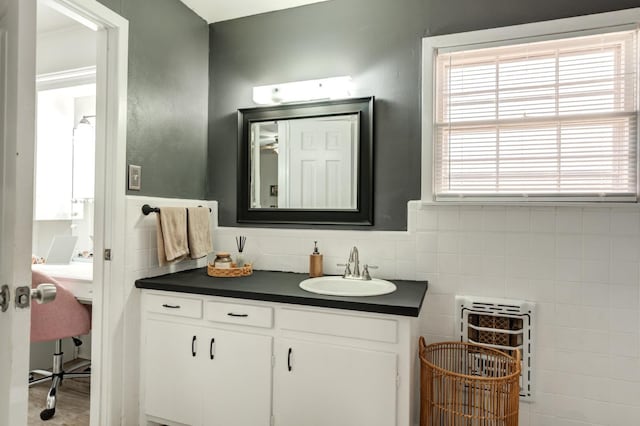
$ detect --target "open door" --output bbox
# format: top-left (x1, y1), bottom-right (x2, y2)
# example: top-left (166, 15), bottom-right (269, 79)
top-left (0, 0), bottom-right (38, 424)
top-left (1, 0), bottom-right (129, 423)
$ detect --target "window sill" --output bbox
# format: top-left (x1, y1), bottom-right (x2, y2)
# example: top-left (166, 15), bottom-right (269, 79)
top-left (418, 199), bottom-right (640, 209)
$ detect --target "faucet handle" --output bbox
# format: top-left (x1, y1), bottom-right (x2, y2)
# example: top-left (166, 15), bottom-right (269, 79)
top-left (337, 263), bottom-right (352, 277)
top-left (362, 264), bottom-right (378, 280)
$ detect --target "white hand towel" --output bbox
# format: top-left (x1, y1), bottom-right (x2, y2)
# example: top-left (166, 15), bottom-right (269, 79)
top-left (187, 207), bottom-right (213, 259)
top-left (156, 207), bottom-right (189, 266)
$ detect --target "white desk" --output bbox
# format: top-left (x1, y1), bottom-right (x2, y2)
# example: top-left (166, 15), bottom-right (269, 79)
top-left (32, 262), bottom-right (93, 304)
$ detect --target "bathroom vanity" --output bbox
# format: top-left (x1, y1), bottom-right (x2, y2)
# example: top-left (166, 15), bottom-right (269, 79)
top-left (135, 269), bottom-right (428, 426)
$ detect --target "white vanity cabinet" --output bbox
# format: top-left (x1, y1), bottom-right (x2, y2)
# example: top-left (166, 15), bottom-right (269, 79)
top-left (273, 339), bottom-right (397, 426)
top-left (140, 291), bottom-right (420, 426)
top-left (272, 307), bottom-right (405, 426)
top-left (144, 319), bottom-right (203, 425)
top-left (200, 328), bottom-right (272, 426)
top-left (141, 294), bottom-right (273, 426)
top-left (201, 301), bottom-right (273, 426)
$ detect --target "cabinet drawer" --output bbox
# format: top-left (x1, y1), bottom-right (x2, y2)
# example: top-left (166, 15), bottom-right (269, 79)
top-left (279, 308), bottom-right (398, 343)
top-left (145, 294), bottom-right (202, 319)
top-left (205, 301), bottom-right (273, 328)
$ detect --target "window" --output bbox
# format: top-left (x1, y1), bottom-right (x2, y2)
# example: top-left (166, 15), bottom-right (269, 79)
top-left (424, 13), bottom-right (640, 202)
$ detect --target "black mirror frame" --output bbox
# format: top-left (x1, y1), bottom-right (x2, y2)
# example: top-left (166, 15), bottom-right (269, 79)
top-left (237, 96), bottom-right (374, 226)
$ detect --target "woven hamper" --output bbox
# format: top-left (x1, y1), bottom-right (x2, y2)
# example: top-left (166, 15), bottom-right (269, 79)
top-left (419, 338), bottom-right (521, 426)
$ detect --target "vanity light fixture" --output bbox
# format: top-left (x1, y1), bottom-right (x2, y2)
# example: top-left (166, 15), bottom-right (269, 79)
top-left (252, 76), bottom-right (353, 105)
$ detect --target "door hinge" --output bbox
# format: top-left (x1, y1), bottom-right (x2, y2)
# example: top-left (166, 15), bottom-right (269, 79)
top-left (0, 285), bottom-right (9, 312)
top-left (104, 249), bottom-right (111, 261)
top-left (270, 414), bottom-right (275, 426)
top-left (271, 355), bottom-right (276, 368)
top-left (396, 374), bottom-right (401, 388)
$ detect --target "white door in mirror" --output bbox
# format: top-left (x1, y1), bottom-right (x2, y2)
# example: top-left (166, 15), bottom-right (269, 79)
top-left (299, 276), bottom-right (397, 297)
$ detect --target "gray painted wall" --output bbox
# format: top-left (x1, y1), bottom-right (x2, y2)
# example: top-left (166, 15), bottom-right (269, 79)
top-left (98, 0), bottom-right (209, 199)
top-left (207, 0), bottom-right (640, 230)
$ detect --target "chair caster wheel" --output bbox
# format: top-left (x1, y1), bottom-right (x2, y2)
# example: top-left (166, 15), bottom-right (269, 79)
top-left (40, 408), bottom-right (55, 420)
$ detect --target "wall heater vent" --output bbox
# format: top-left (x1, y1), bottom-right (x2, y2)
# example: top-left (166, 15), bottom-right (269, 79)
top-left (456, 295), bottom-right (535, 401)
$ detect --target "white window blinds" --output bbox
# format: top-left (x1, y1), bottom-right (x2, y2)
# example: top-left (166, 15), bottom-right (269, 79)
top-left (434, 30), bottom-right (638, 201)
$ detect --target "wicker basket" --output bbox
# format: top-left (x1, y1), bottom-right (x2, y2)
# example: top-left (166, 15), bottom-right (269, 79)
top-left (207, 263), bottom-right (253, 278)
top-left (419, 338), bottom-right (521, 426)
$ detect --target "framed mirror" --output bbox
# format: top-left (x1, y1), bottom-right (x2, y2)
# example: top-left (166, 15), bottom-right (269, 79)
top-left (237, 97), bottom-right (373, 225)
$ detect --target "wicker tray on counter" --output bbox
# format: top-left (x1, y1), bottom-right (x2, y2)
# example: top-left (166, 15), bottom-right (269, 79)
top-left (207, 263), bottom-right (253, 278)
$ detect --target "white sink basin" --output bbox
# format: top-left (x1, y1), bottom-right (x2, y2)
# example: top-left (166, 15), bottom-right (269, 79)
top-left (299, 276), bottom-right (397, 297)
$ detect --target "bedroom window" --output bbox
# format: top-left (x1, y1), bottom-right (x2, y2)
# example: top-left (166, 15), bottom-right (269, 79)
top-left (424, 19), bottom-right (639, 202)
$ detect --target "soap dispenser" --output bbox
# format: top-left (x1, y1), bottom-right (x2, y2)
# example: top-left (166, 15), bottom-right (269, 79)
top-left (309, 241), bottom-right (323, 277)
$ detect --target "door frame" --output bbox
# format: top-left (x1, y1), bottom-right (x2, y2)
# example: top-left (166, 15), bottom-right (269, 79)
top-left (39, 1), bottom-right (129, 425)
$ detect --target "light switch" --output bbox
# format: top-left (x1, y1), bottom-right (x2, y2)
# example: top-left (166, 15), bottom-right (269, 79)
top-left (128, 164), bottom-right (141, 190)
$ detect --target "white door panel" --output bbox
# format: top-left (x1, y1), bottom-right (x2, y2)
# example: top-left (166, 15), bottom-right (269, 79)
top-left (280, 118), bottom-right (356, 209)
top-left (144, 320), bottom-right (202, 426)
top-left (202, 329), bottom-right (273, 426)
top-left (274, 339), bottom-right (398, 426)
top-left (0, 0), bottom-right (37, 424)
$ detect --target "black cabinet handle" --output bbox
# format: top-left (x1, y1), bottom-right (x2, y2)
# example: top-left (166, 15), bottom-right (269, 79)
top-left (287, 348), bottom-right (292, 372)
top-left (162, 304), bottom-right (180, 309)
top-left (191, 335), bottom-right (197, 357)
top-left (210, 338), bottom-right (215, 360)
top-left (227, 312), bottom-right (248, 317)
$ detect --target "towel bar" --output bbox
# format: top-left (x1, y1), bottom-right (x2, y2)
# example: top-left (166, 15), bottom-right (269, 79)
top-left (141, 204), bottom-right (211, 216)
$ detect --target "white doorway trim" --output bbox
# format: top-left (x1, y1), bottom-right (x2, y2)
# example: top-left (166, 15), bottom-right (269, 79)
top-left (36, 65), bottom-right (96, 90)
top-left (42, 1), bottom-right (128, 425)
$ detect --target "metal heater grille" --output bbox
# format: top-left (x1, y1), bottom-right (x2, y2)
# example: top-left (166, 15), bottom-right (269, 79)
top-left (456, 295), bottom-right (535, 401)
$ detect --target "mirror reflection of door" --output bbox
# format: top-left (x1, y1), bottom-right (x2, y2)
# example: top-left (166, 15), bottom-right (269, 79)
top-left (251, 114), bottom-right (358, 210)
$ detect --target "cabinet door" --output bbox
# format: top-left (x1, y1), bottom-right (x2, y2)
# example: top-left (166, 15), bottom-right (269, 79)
top-left (144, 320), bottom-right (202, 426)
top-left (273, 339), bottom-right (398, 426)
top-left (201, 329), bottom-right (273, 426)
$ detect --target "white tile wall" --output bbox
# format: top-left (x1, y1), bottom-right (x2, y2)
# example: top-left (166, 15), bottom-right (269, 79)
top-left (122, 196), bottom-right (216, 425)
top-left (124, 196), bottom-right (214, 283)
top-left (410, 202), bottom-right (640, 426)
top-left (124, 196), bottom-right (640, 425)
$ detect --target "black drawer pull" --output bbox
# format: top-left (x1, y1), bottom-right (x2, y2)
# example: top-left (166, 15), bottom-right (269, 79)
top-left (162, 304), bottom-right (180, 309)
top-left (191, 335), bottom-right (197, 357)
top-left (287, 348), bottom-right (292, 372)
top-left (227, 312), bottom-right (248, 317)
top-left (210, 338), bottom-right (215, 360)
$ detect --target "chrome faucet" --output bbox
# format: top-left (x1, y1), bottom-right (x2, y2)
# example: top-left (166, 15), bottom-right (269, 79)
top-left (348, 246), bottom-right (360, 278)
top-left (339, 246), bottom-right (377, 280)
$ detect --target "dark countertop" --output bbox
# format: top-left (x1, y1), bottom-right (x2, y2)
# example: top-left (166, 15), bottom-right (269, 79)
top-left (135, 268), bottom-right (428, 317)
